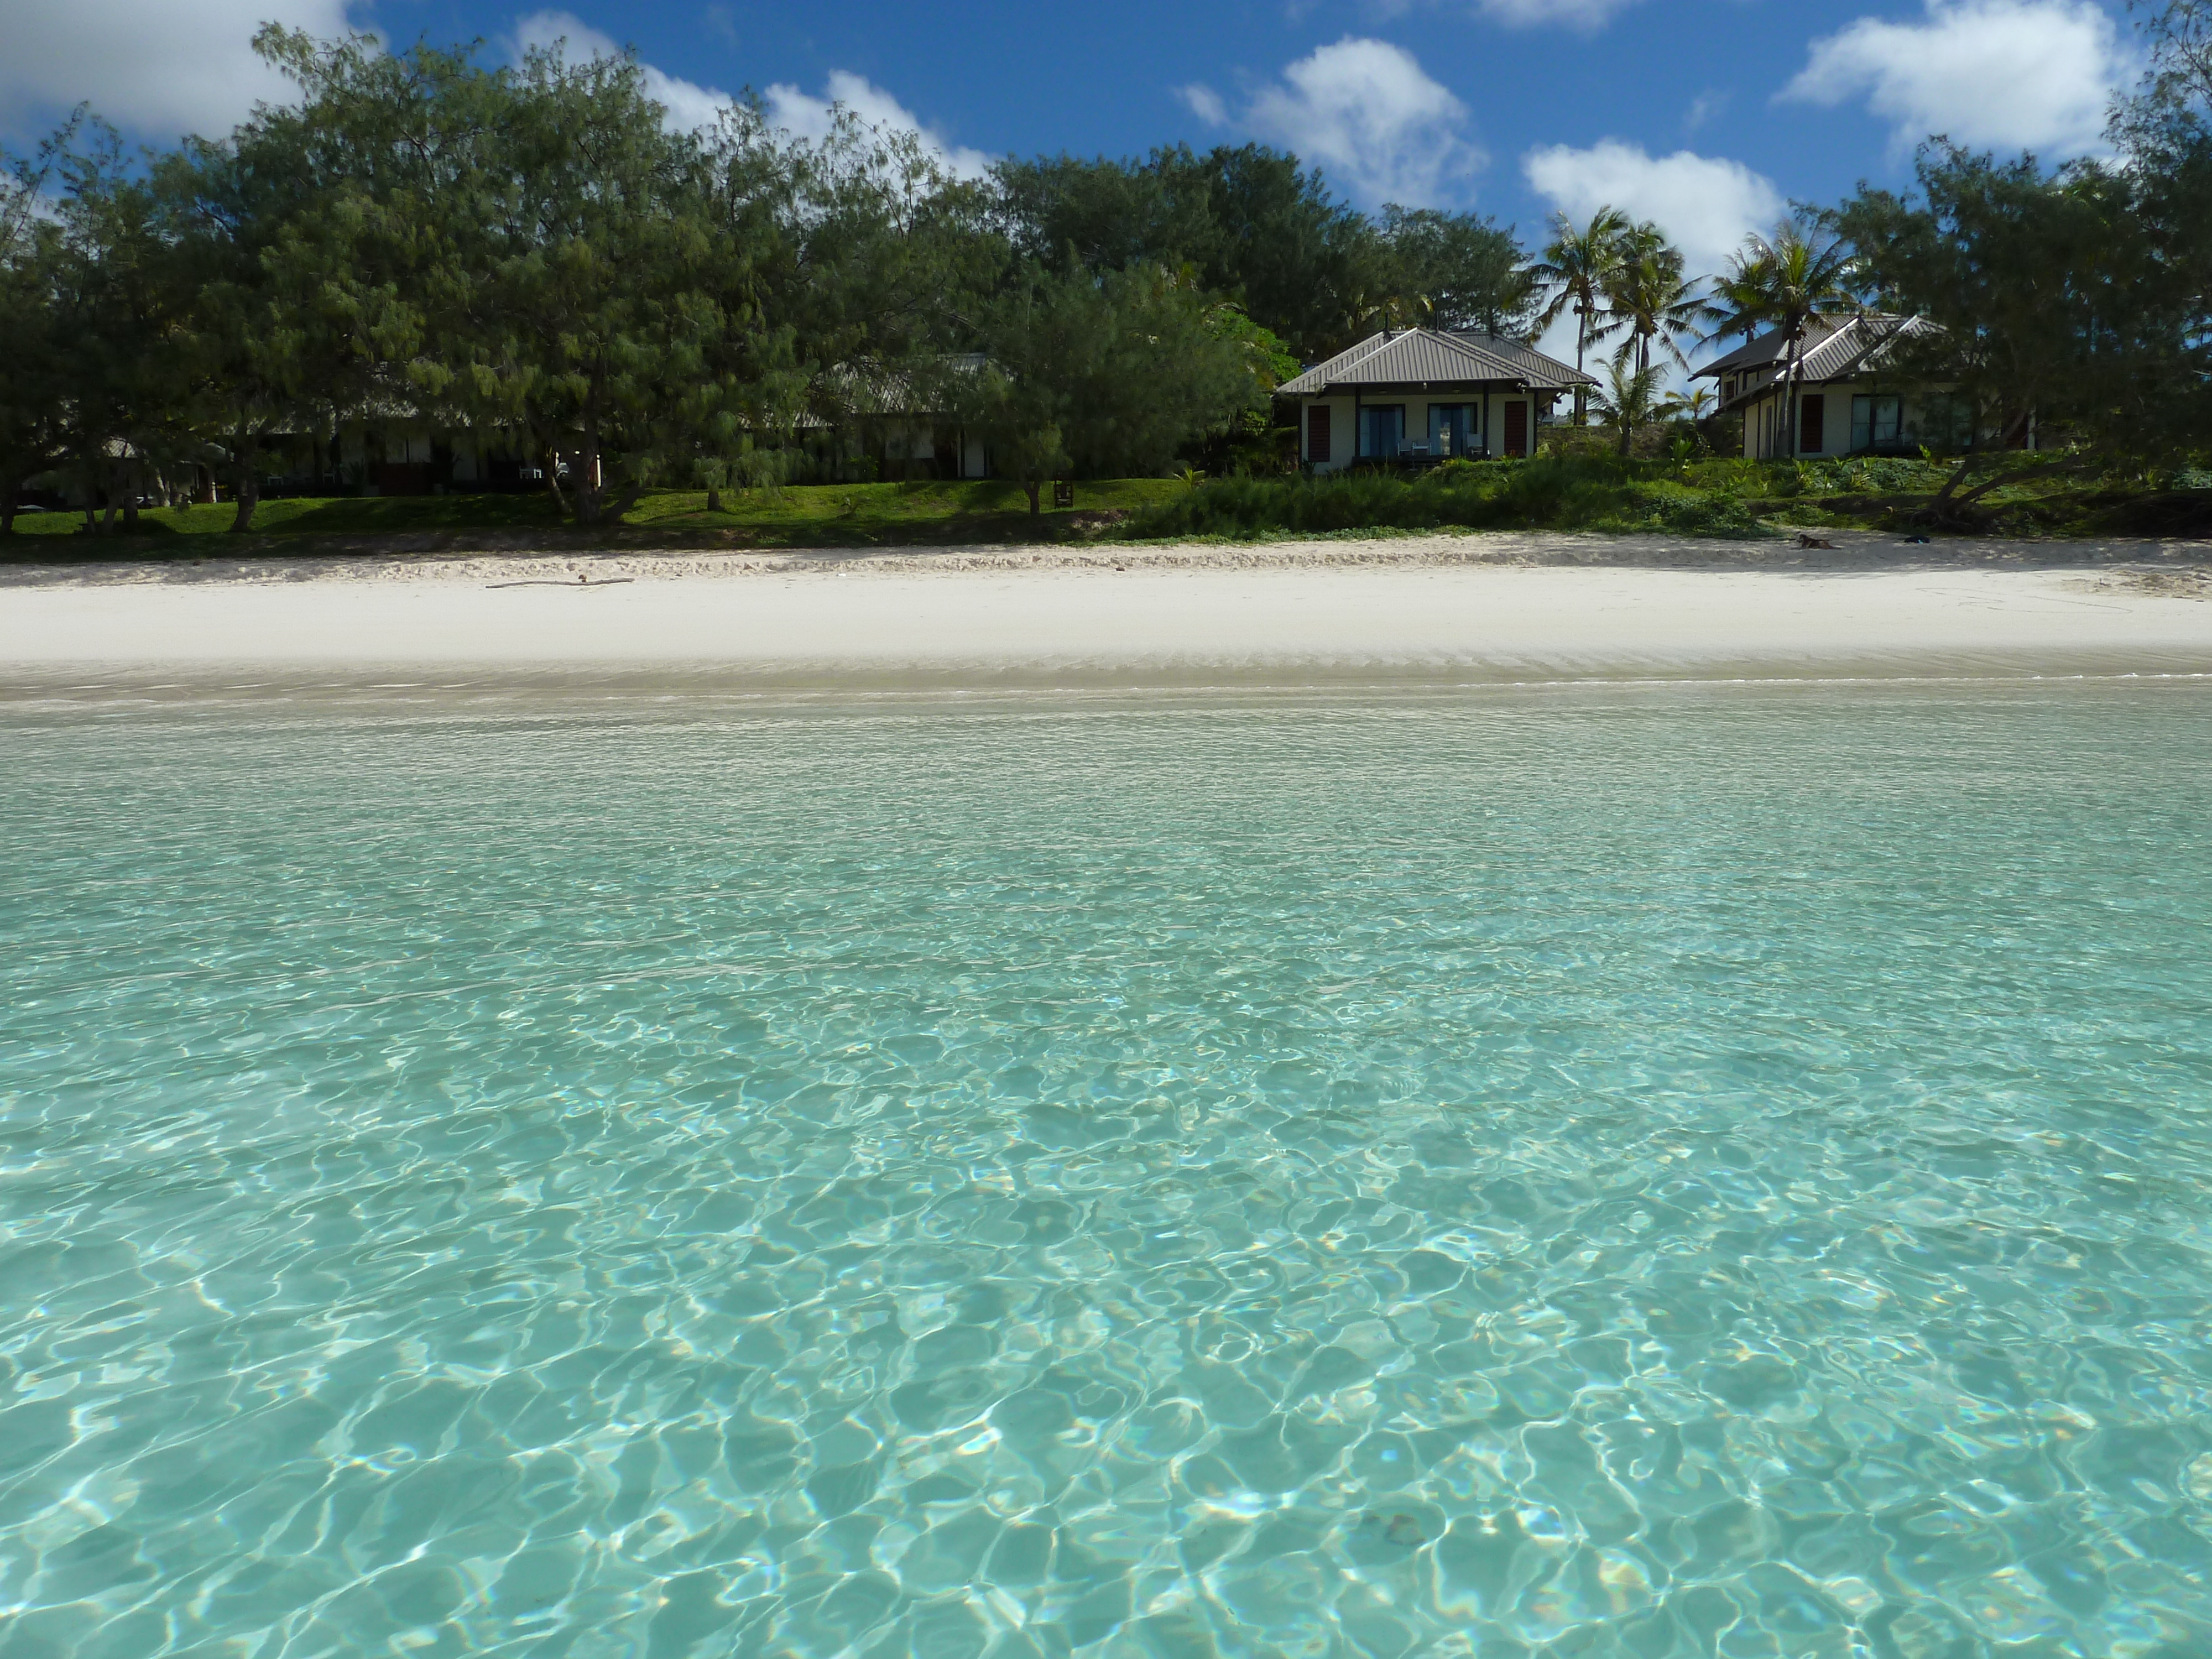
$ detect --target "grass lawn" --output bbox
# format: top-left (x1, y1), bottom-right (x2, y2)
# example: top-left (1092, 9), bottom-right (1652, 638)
top-left (2, 478), bottom-right (1186, 552)
top-left (7, 462), bottom-right (2203, 555)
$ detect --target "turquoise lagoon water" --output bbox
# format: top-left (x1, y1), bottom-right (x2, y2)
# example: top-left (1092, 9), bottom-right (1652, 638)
top-left (3, 681), bottom-right (2211, 1659)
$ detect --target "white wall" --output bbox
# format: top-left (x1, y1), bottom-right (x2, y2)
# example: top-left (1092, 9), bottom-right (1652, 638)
top-left (1743, 384), bottom-right (1969, 458)
top-left (1302, 393), bottom-right (1537, 469)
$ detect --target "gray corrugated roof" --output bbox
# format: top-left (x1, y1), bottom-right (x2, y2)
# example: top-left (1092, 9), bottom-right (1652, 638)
top-left (1449, 331), bottom-right (1595, 387)
top-left (1694, 314), bottom-right (1938, 387)
top-left (1280, 328), bottom-right (1594, 395)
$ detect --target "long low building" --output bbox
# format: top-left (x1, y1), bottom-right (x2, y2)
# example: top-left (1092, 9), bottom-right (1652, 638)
top-left (1280, 329), bottom-right (1598, 470)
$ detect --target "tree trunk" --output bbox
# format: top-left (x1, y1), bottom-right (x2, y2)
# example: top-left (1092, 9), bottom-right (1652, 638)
top-left (0, 477), bottom-right (18, 536)
top-left (539, 437), bottom-right (569, 515)
top-left (576, 382), bottom-right (603, 524)
top-left (1024, 479), bottom-right (1041, 516)
top-left (122, 458), bottom-right (139, 530)
top-left (1778, 335), bottom-right (1802, 462)
top-left (706, 486), bottom-right (722, 514)
top-left (1572, 305), bottom-right (1589, 425)
top-left (229, 436), bottom-right (261, 533)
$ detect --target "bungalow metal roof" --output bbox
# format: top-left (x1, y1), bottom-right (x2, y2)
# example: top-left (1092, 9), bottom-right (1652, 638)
top-left (1694, 313), bottom-right (1942, 390)
top-left (1280, 328), bottom-right (1595, 395)
top-left (813, 352), bottom-right (988, 420)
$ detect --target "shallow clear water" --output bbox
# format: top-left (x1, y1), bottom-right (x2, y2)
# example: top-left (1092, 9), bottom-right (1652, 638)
top-left (4, 682), bottom-right (2212, 1659)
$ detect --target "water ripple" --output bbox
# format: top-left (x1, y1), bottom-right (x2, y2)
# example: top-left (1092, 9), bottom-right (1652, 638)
top-left (3, 685), bottom-right (2210, 1657)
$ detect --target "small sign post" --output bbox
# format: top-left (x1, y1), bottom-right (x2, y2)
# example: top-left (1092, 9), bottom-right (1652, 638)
top-left (1052, 480), bottom-right (1074, 510)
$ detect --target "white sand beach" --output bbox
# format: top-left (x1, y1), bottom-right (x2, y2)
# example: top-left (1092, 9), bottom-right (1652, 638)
top-left (3, 533), bottom-right (2209, 687)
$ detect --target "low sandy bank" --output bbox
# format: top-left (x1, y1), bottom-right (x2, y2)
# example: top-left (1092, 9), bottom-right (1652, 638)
top-left (3, 534), bottom-right (2208, 689)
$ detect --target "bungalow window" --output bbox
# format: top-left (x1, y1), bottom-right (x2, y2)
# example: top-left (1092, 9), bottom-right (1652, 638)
top-left (1851, 394), bottom-right (1903, 452)
top-left (1428, 404), bottom-right (1477, 457)
top-left (1360, 405), bottom-right (1405, 459)
top-left (1913, 395), bottom-right (1972, 451)
top-left (1307, 405), bottom-right (1331, 465)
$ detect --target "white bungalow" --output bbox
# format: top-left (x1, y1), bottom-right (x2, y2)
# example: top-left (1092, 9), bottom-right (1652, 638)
top-left (1694, 314), bottom-right (1978, 460)
top-left (1280, 329), bottom-right (1597, 471)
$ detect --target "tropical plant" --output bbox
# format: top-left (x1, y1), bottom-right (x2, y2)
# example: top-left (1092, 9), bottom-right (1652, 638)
top-left (1735, 220), bottom-right (1862, 457)
top-left (1700, 246), bottom-right (1778, 349)
top-left (1594, 223), bottom-right (1702, 372)
top-left (1531, 207), bottom-right (1629, 423)
top-left (1589, 359), bottom-right (1666, 456)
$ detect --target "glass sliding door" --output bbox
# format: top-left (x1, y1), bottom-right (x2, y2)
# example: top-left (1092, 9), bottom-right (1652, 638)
top-left (1360, 405), bottom-right (1404, 460)
top-left (1850, 394), bottom-right (1903, 453)
top-left (1428, 405), bottom-right (1477, 458)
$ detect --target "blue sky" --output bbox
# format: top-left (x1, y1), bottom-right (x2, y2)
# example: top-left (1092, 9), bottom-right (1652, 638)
top-left (4, 0), bottom-right (2142, 344)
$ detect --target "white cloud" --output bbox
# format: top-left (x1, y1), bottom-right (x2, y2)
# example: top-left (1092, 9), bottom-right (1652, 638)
top-left (1683, 90), bottom-right (1728, 133)
top-left (1177, 84), bottom-right (1229, 127)
top-left (0, 0), bottom-right (358, 141)
top-left (513, 11), bottom-right (732, 132)
top-left (1237, 38), bottom-right (1485, 207)
top-left (515, 15), bottom-right (989, 174)
top-left (1522, 139), bottom-right (1783, 277)
top-left (762, 71), bottom-right (992, 179)
top-left (1782, 0), bottom-right (2127, 155)
top-left (1477, 0), bottom-right (1646, 29)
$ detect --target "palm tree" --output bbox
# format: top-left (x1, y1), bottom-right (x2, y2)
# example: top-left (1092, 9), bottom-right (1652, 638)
top-left (1594, 226), bottom-right (1703, 373)
top-left (1531, 207), bottom-right (1629, 424)
top-left (1661, 385), bottom-right (1716, 422)
top-left (1699, 246), bottom-right (1778, 351)
top-left (1590, 359), bottom-right (1666, 457)
top-left (1736, 222), bottom-right (1861, 457)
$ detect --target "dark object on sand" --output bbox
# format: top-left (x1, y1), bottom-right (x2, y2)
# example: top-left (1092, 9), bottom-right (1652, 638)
top-left (1903, 535), bottom-right (1931, 544)
top-left (1794, 532), bottom-right (1839, 550)
top-left (484, 576), bottom-right (637, 589)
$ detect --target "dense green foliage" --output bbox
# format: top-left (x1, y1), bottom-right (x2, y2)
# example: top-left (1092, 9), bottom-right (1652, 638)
top-left (952, 265), bottom-right (1270, 512)
top-left (1116, 458), bottom-right (1772, 540)
top-left (0, 33), bottom-right (1307, 534)
top-left (992, 148), bottom-right (1534, 358)
top-left (6, 2), bottom-right (2210, 550)
top-left (0, 29), bottom-right (1557, 538)
top-left (1114, 453), bottom-right (2211, 543)
top-left (1829, 1), bottom-right (2212, 461)
top-left (0, 478), bottom-right (1186, 549)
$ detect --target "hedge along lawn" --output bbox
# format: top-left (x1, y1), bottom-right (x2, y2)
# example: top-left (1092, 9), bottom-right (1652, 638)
top-left (11, 462), bottom-right (2199, 551)
top-left (628, 478), bottom-right (1184, 539)
top-left (1, 479), bottom-right (1188, 550)
top-left (1109, 453), bottom-right (2212, 541)
top-left (1113, 459), bottom-right (1780, 541)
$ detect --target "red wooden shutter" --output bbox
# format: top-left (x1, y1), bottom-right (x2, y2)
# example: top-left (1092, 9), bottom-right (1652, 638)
top-left (1307, 406), bottom-right (1331, 464)
top-left (1799, 394), bottom-right (1825, 453)
top-left (1504, 401), bottom-right (1528, 457)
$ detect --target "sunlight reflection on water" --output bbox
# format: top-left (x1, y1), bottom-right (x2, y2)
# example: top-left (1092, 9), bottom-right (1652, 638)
top-left (3, 682), bottom-right (2210, 1657)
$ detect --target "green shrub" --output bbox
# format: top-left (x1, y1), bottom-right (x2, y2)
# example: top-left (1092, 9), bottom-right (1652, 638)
top-left (1637, 491), bottom-right (1768, 538)
top-left (1112, 456), bottom-right (1775, 541)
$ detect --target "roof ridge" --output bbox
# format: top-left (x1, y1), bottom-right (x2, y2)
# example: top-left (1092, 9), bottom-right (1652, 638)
top-left (1425, 329), bottom-right (1522, 378)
